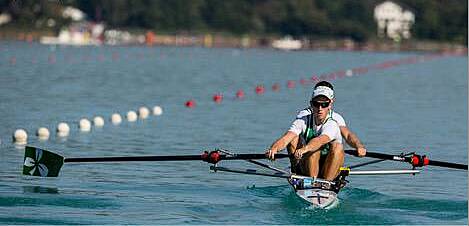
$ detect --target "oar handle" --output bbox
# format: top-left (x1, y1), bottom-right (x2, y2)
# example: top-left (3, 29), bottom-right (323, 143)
top-left (345, 149), bottom-right (468, 170)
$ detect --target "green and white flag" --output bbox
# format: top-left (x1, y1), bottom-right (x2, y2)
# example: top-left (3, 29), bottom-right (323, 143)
top-left (23, 146), bottom-right (64, 177)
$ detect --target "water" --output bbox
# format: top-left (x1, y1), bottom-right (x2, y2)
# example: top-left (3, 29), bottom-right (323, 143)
top-left (0, 41), bottom-right (467, 224)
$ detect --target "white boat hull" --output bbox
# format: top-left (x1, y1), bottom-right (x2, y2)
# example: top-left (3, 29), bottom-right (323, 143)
top-left (294, 187), bottom-right (338, 209)
top-left (288, 175), bottom-right (340, 209)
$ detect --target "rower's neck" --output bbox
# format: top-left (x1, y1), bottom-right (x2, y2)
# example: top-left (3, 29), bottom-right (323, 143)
top-left (314, 115), bottom-right (327, 125)
top-left (314, 110), bottom-right (331, 126)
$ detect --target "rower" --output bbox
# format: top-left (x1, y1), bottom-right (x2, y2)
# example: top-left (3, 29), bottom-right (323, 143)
top-left (266, 84), bottom-right (345, 180)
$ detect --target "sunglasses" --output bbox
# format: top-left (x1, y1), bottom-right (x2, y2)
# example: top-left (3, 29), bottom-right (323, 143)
top-left (311, 101), bottom-right (331, 108)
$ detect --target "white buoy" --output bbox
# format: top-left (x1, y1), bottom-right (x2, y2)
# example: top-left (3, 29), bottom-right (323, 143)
top-left (111, 113), bottom-right (122, 125)
top-left (346, 69), bottom-right (353, 77)
top-left (127, 111), bottom-right (137, 122)
top-left (153, 106), bottom-right (163, 116)
top-left (79, 118), bottom-right (91, 132)
top-left (93, 116), bottom-right (105, 127)
top-left (138, 107), bottom-right (150, 119)
top-left (57, 122), bottom-right (70, 137)
top-left (36, 127), bottom-right (50, 140)
top-left (13, 129), bottom-right (28, 144)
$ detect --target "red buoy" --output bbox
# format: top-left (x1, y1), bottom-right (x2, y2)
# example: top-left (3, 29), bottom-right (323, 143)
top-left (213, 94), bottom-right (223, 103)
top-left (287, 80), bottom-right (295, 88)
top-left (26, 33), bottom-right (33, 43)
top-left (48, 54), bottom-right (56, 64)
top-left (9, 56), bottom-right (17, 65)
top-left (255, 85), bottom-right (265, 94)
top-left (185, 100), bottom-right (196, 108)
top-left (236, 89), bottom-right (245, 99)
top-left (300, 79), bottom-right (308, 85)
top-left (337, 71), bottom-right (346, 78)
top-left (272, 83), bottom-right (280, 92)
top-left (311, 75), bottom-right (319, 82)
top-left (112, 52), bottom-right (119, 61)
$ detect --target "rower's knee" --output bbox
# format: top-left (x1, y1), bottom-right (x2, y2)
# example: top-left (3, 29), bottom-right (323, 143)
top-left (304, 150), bottom-right (321, 160)
top-left (323, 143), bottom-right (344, 171)
top-left (300, 151), bottom-right (320, 177)
top-left (329, 143), bottom-right (344, 157)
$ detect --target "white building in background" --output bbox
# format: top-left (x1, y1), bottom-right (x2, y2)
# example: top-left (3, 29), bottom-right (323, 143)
top-left (374, 1), bottom-right (415, 41)
top-left (62, 6), bottom-right (86, 21)
top-left (0, 12), bottom-right (11, 26)
top-left (40, 6), bottom-right (104, 46)
top-left (272, 36), bottom-right (302, 50)
top-left (40, 22), bottom-right (104, 46)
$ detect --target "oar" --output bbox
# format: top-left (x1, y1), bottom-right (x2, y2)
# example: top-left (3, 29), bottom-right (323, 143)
top-left (217, 148), bottom-right (290, 174)
top-left (345, 149), bottom-right (468, 170)
top-left (22, 146), bottom-right (290, 177)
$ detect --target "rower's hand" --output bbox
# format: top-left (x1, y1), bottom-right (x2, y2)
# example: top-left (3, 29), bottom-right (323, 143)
top-left (265, 149), bottom-right (277, 160)
top-left (294, 149), bottom-right (305, 160)
top-left (357, 147), bottom-right (367, 157)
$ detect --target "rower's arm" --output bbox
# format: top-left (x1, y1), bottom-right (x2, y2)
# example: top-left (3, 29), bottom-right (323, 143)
top-left (340, 126), bottom-right (366, 156)
top-left (269, 131), bottom-right (297, 153)
top-left (295, 134), bottom-right (331, 157)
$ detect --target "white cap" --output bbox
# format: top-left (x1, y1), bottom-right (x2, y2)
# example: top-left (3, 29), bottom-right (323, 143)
top-left (312, 86), bottom-right (334, 100)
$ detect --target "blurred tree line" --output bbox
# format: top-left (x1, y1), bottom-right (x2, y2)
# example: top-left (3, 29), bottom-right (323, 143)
top-left (0, 0), bottom-right (467, 44)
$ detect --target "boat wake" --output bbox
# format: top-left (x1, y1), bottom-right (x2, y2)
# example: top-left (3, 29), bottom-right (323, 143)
top-left (246, 185), bottom-right (467, 224)
top-left (340, 187), bottom-right (468, 223)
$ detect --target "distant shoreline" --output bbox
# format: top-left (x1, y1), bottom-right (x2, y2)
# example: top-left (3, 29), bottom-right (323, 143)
top-left (0, 28), bottom-right (466, 54)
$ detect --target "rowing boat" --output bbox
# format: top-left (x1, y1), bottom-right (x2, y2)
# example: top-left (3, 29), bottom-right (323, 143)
top-left (210, 155), bottom-right (419, 208)
top-left (289, 175), bottom-right (339, 209)
top-left (22, 146), bottom-right (467, 209)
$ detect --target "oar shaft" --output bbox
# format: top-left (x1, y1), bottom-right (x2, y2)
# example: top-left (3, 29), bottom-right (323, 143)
top-left (428, 160), bottom-right (468, 170)
top-left (217, 149), bottom-right (289, 174)
top-left (224, 153), bottom-right (289, 160)
top-left (345, 150), bottom-right (398, 160)
top-left (349, 169), bottom-right (420, 175)
top-left (210, 166), bottom-right (290, 178)
top-left (64, 153), bottom-right (290, 163)
top-left (345, 149), bottom-right (468, 170)
top-left (64, 155), bottom-right (203, 163)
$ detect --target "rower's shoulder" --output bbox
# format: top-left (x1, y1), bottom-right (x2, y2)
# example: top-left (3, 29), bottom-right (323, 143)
top-left (324, 118), bottom-right (340, 127)
top-left (296, 108), bottom-right (311, 118)
top-left (331, 111), bottom-right (343, 118)
top-left (331, 111), bottom-right (346, 125)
